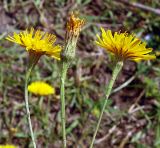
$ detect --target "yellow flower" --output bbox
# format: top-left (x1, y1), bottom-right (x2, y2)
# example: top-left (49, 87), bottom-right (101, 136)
top-left (96, 28), bottom-right (156, 61)
top-left (28, 81), bottom-right (55, 96)
top-left (0, 145), bottom-right (17, 148)
top-left (91, 107), bottom-right (100, 118)
top-left (156, 51), bottom-right (160, 56)
top-left (9, 127), bottom-right (18, 134)
top-left (6, 28), bottom-right (61, 60)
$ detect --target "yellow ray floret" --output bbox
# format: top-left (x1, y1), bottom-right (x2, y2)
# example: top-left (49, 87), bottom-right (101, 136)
top-left (0, 145), bottom-right (17, 148)
top-left (95, 28), bottom-right (156, 61)
top-left (28, 81), bottom-right (55, 96)
top-left (6, 28), bottom-right (61, 60)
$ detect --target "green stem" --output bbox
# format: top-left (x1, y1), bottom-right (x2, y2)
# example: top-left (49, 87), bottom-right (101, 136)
top-left (90, 61), bottom-right (123, 148)
top-left (25, 66), bottom-right (36, 148)
top-left (60, 62), bottom-right (69, 148)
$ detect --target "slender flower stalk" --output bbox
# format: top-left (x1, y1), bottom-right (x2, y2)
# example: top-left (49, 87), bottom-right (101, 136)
top-left (90, 60), bottom-right (123, 148)
top-left (25, 63), bottom-right (37, 148)
top-left (90, 28), bottom-right (156, 147)
top-left (6, 28), bottom-right (61, 148)
top-left (60, 13), bottom-right (84, 148)
top-left (60, 62), bottom-right (68, 148)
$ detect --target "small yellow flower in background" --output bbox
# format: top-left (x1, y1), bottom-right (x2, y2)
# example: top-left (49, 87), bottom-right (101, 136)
top-left (9, 127), bottom-right (18, 135)
top-left (28, 81), bottom-right (55, 96)
top-left (91, 107), bottom-right (100, 118)
top-left (155, 51), bottom-right (160, 56)
top-left (0, 145), bottom-right (17, 148)
top-left (6, 28), bottom-right (61, 60)
top-left (96, 28), bottom-right (156, 61)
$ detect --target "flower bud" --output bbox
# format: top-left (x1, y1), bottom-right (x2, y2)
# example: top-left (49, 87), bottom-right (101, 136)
top-left (61, 12), bottom-right (85, 63)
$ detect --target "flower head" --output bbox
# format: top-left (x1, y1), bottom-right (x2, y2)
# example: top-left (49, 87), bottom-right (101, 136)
top-left (28, 81), bottom-right (55, 96)
top-left (96, 28), bottom-right (156, 61)
top-left (0, 145), bottom-right (17, 148)
top-left (66, 12), bottom-right (85, 37)
top-left (62, 13), bottom-right (84, 63)
top-left (6, 28), bottom-right (61, 60)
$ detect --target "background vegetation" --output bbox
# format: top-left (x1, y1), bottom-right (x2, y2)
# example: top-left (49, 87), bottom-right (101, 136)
top-left (0, 0), bottom-right (160, 147)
